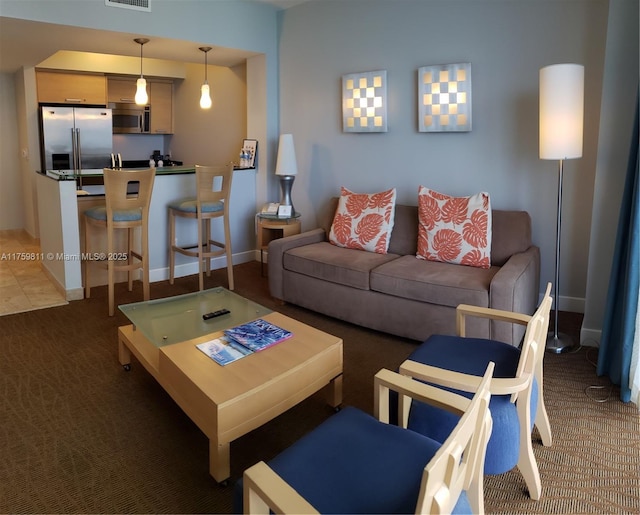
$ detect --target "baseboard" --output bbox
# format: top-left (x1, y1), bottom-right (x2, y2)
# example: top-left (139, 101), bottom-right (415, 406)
top-left (580, 327), bottom-right (601, 348)
top-left (538, 292), bottom-right (585, 314)
top-left (149, 251), bottom-right (255, 283)
top-left (40, 262), bottom-right (83, 301)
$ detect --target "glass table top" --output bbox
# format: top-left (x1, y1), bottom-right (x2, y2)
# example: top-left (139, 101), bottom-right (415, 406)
top-left (119, 287), bottom-right (271, 347)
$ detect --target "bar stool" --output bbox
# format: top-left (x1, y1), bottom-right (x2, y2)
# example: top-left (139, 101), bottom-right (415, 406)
top-left (168, 163), bottom-right (234, 291)
top-left (84, 168), bottom-right (155, 316)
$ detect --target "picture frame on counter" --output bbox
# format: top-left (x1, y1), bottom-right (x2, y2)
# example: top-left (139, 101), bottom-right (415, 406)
top-left (242, 139), bottom-right (258, 168)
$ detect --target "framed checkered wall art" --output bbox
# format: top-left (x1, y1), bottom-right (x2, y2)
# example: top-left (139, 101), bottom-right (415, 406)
top-left (418, 63), bottom-right (472, 132)
top-left (342, 70), bottom-right (388, 133)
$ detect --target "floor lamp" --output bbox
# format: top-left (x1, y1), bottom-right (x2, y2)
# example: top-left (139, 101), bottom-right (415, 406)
top-left (539, 63), bottom-right (584, 353)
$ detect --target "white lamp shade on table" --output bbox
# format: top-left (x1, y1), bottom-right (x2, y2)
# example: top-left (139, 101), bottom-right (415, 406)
top-left (275, 134), bottom-right (298, 176)
top-left (539, 63), bottom-right (584, 160)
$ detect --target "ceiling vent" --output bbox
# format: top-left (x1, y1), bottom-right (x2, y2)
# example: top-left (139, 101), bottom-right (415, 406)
top-left (105, 0), bottom-right (151, 12)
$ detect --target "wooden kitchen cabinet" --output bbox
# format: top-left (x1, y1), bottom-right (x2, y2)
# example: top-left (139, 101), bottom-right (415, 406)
top-left (149, 81), bottom-right (173, 134)
top-left (37, 71), bottom-right (107, 105)
top-left (107, 77), bottom-right (137, 103)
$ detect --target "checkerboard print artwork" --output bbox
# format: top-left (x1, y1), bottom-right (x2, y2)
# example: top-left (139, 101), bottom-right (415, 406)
top-left (342, 70), bottom-right (388, 133)
top-left (419, 63), bottom-right (472, 132)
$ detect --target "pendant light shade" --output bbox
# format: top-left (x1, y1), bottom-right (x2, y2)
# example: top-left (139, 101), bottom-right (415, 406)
top-left (135, 77), bottom-right (148, 105)
top-left (199, 46), bottom-right (213, 109)
top-left (134, 38), bottom-right (149, 105)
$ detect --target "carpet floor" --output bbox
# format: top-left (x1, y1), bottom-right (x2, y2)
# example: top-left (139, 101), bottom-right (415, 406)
top-left (0, 261), bottom-right (638, 514)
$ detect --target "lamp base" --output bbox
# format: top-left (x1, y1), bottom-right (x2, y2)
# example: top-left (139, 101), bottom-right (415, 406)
top-left (278, 175), bottom-right (295, 215)
top-left (545, 331), bottom-right (578, 354)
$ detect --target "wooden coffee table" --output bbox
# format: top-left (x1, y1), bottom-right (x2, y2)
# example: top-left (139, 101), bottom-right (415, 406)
top-left (117, 289), bottom-right (343, 484)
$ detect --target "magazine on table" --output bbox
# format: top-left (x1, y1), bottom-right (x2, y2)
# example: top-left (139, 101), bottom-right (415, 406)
top-left (223, 318), bottom-right (293, 352)
top-left (196, 336), bottom-right (253, 366)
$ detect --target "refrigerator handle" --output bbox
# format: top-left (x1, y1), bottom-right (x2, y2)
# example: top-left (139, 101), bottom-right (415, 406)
top-left (75, 128), bottom-right (84, 191)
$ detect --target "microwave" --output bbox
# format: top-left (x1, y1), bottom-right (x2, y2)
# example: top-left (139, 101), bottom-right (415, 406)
top-left (110, 103), bottom-right (150, 134)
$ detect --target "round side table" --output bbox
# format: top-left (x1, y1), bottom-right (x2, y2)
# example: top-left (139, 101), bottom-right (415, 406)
top-left (256, 212), bottom-right (301, 275)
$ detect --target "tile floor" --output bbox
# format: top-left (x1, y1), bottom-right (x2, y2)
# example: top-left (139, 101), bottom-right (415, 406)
top-left (0, 229), bottom-right (68, 316)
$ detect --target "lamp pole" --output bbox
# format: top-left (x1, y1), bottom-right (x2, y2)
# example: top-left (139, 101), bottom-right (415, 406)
top-left (546, 158), bottom-right (575, 353)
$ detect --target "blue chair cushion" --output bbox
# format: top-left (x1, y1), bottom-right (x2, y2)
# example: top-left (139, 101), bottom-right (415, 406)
top-left (84, 206), bottom-right (142, 222)
top-left (234, 406), bottom-right (473, 514)
top-left (404, 334), bottom-right (538, 475)
top-left (168, 197), bottom-right (223, 213)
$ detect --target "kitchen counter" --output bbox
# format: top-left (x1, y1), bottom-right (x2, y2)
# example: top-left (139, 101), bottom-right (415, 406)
top-left (35, 165), bottom-right (256, 300)
top-left (41, 165), bottom-right (197, 181)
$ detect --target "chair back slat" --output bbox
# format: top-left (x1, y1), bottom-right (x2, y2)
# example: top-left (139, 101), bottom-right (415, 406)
top-left (416, 362), bottom-right (494, 514)
top-left (514, 282), bottom-right (553, 391)
top-left (195, 164), bottom-right (233, 208)
top-left (103, 167), bottom-right (155, 216)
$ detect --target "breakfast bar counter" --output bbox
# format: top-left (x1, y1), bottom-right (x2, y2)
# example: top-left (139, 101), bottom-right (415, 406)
top-left (35, 166), bottom-right (214, 300)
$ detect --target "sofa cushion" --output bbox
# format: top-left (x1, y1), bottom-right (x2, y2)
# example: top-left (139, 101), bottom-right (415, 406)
top-left (417, 186), bottom-right (492, 269)
top-left (329, 187), bottom-right (396, 254)
top-left (370, 255), bottom-right (499, 308)
top-left (284, 241), bottom-right (400, 290)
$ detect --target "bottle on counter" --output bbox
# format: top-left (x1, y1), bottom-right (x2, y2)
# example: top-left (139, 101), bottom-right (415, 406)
top-left (149, 158), bottom-right (156, 168)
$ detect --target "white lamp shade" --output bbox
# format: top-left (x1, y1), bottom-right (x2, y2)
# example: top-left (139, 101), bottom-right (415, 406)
top-left (135, 77), bottom-right (148, 105)
top-left (200, 83), bottom-right (212, 109)
top-left (275, 134), bottom-right (298, 176)
top-left (539, 63), bottom-right (584, 160)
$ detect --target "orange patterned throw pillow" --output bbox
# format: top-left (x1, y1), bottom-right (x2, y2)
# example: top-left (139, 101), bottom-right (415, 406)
top-left (417, 186), bottom-right (492, 268)
top-left (329, 187), bottom-right (396, 254)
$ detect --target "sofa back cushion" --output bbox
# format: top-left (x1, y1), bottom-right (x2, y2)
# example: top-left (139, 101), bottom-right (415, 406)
top-left (320, 199), bottom-right (532, 267)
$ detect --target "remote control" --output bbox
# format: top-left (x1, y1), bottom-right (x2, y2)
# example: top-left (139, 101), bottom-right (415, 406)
top-left (203, 309), bottom-right (230, 320)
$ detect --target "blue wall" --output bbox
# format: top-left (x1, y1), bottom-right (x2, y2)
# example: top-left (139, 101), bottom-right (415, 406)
top-left (277, 0), bottom-right (616, 319)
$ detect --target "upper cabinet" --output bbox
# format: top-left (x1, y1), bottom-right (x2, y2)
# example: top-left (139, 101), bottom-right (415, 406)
top-left (107, 77), bottom-right (137, 104)
top-left (149, 81), bottom-right (173, 134)
top-left (37, 71), bottom-right (107, 105)
top-left (107, 77), bottom-right (173, 134)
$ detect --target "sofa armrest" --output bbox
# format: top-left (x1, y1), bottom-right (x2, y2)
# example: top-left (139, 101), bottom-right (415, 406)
top-left (489, 245), bottom-right (540, 345)
top-left (267, 228), bottom-right (327, 300)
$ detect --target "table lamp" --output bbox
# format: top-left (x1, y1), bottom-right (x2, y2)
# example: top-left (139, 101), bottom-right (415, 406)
top-left (275, 134), bottom-right (298, 217)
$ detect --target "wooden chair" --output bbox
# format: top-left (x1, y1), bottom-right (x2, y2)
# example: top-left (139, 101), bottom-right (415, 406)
top-left (239, 362), bottom-right (494, 514)
top-left (399, 282), bottom-right (553, 501)
top-left (84, 168), bottom-right (155, 316)
top-left (168, 164), bottom-right (234, 291)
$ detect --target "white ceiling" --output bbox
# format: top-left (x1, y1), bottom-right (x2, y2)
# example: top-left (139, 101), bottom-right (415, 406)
top-left (0, 1), bottom-right (313, 74)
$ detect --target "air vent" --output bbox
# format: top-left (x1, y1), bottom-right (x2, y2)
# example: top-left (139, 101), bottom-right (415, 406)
top-left (105, 0), bottom-right (150, 12)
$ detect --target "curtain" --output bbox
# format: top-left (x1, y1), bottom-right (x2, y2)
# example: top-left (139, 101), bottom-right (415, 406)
top-left (597, 94), bottom-right (640, 406)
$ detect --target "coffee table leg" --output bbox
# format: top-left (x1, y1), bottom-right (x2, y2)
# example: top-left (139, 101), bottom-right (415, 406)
top-left (210, 439), bottom-right (231, 484)
top-left (325, 374), bottom-right (343, 408)
top-left (118, 331), bottom-right (132, 371)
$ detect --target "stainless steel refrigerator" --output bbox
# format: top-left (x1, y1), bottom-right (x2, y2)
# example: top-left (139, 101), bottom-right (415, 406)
top-left (40, 106), bottom-right (112, 189)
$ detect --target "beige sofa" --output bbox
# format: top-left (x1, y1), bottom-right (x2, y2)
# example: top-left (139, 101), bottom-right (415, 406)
top-left (268, 198), bottom-right (540, 346)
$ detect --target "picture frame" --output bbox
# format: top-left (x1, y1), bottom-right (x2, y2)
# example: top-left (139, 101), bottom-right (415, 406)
top-left (243, 139), bottom-right (258, 168)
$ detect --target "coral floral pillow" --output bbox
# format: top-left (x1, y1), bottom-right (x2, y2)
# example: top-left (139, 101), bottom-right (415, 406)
top-left (417, 186), bottom-right (492, 268)
top-left (329, 187), bottom-right (396, 254)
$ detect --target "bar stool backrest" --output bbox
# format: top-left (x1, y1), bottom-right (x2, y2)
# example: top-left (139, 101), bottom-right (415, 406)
top-left (195, 164), bottom-right (233, 214)
top-left (103, 167), bottom-right (155, 221)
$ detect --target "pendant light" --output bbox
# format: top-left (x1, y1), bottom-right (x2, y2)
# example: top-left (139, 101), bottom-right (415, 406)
top-left (134, 38), bottom-right (149, 105)
top-left (199, 46), bottom-right (213, 109)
